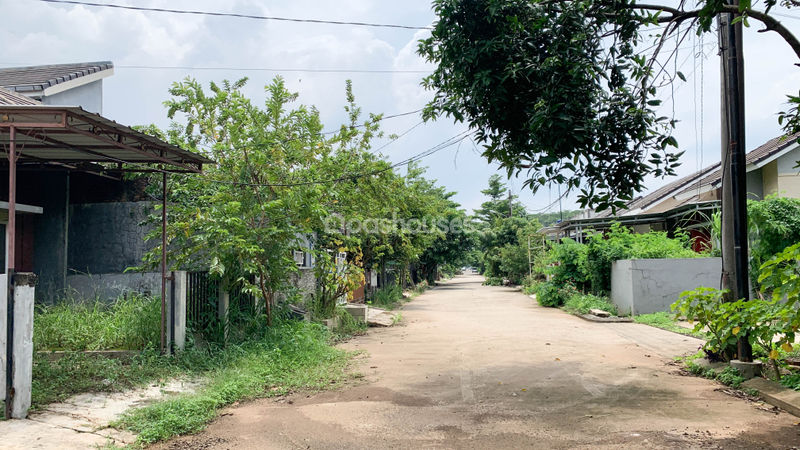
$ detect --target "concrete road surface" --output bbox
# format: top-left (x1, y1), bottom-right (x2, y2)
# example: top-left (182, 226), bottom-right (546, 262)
top-left (163, 274), bottom-right (800, 449)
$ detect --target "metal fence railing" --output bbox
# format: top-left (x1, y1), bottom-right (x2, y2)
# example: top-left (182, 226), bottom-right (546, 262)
top-left (186, 271), bottom-right (219, 332)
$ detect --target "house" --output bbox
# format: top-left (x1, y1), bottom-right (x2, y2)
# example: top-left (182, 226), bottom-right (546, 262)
top-left (549, 133), bottom-right (800, 248)
top-left (0, 62), bottom-right (213, 302)
top-left (0, 61), bottom-right (113, 114)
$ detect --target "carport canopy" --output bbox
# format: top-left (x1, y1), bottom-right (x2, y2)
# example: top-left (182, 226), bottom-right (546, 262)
top-left (1, 105), bottom-right (213, 418)
top-left (0, 105), bottom-right (212, 172)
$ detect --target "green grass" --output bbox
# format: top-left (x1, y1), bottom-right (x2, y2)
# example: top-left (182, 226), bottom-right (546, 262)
top-left (780, 372), bottom-right (800, 391)
top-left (31, 350), bottom-right (179, 410)
top-left (634, 312), bottom-right (709, 339)
top-left (562, 293), bottom-right (618, 316)
top-left (113, 320), bottom-right (353, 445)
top-left (34, 294), bottom-right (161, 351)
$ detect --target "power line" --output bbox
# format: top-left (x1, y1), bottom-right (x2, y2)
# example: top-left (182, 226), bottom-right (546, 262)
top-left (115, 65), bottom-right (430, 74)
top-left (188, 130), bottom-right (472, 188)
top-left (38, 0), bottom-right (432, 30)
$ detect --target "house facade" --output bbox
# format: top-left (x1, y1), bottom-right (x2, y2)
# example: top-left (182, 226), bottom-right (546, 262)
top-left (548, 134), bottom-right (800, 248)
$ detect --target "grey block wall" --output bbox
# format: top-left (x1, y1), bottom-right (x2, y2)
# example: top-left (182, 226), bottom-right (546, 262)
top-left (66, 272), bottom-right (162, 301)
top-left (68, 201), bottom-right (156, 275)
top-left (610, 257), bottom-right (722, 315)
top-left (33, 174), bottom-right (69, 303)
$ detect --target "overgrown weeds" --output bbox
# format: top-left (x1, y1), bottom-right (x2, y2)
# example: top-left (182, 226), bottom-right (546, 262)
top-left (114, 320), bottom-right (352, 445)
top-left (370, 284), bottom-right (404, 309)
top-left (330, 306), bottom-right (368, 342)
top-left (562, 293), bottom-right (618, 316)
top-left (34, 293), bottom-right (160, 351)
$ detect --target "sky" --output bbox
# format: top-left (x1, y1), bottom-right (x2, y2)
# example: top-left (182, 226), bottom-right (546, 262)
top-left (1, 0), bottom-right (799, 215)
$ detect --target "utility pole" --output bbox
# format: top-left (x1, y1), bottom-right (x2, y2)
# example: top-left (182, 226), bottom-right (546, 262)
top-left (719, 1), bottom-right (753, 361)
top-left (527, 235), bottom-right (532, 278)
top-left (508, 189), bottom-right (513, 218)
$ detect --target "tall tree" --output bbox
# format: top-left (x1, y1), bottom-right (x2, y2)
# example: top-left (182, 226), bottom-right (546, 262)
top-left (418, 0), bottom-right (800, 212)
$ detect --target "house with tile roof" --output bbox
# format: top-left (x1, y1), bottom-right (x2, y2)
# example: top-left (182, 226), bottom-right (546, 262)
top-left (546, 133), bottom-right (800, 250)
top-left (0, 61), bottom-right (208, 302)
top-left (0, 61), bottom-right (113, 114)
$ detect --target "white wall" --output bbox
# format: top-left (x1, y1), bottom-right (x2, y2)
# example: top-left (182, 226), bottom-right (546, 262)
top-left (41, 79), bottom-right (103, 114)
top-left (611, 258), bottom-right (722, 315)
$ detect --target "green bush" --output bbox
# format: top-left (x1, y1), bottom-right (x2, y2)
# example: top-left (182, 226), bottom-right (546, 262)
top-left (547, 238), bottom-right (589, 290)
top-left (586, 223), bottom-right (697, 294)
top-left (34, 294), bottom-right (161, 351)
top-left (673, 286), bottom-right (797, 364)
top-left (563, 293), bottom-right (617, 316)
top-left (483, 276), bottom-right (504, 286)
top-left (535, 281), bottom-right (576, 307)
top-left (749, 196), bottom-right (800, 290)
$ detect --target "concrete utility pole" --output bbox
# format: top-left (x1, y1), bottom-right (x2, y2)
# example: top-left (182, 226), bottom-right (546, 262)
top-left (718, 1), bottom-right (753, 361)
top-left (508, 189), bottom-right (513, 218)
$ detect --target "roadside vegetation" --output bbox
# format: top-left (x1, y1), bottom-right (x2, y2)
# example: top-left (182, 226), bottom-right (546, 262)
top-left (34, 293), bottom-right (160, 351)
top-left (114, 320), bottom-right (353, 445)
top-left (634, 312), bottom-right (708, 339)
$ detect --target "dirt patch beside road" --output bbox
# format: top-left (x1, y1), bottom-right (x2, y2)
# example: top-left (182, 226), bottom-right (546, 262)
top-left (161, 275), bottom-right (800, 449)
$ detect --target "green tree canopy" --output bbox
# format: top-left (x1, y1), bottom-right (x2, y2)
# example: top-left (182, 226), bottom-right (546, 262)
top-left (419, 0), bottom-right (800, 211)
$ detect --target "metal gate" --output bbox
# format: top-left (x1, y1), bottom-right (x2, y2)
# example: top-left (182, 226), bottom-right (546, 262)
top-left (186, 271), bottom-right (219, 332)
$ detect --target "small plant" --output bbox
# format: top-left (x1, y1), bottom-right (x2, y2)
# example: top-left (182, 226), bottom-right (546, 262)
top-left (391, 313), bottom-right (403, 325)
top-left (370, 284), bottom-right (404, 309)
top-left (672, 288), bottom-right (738, 360)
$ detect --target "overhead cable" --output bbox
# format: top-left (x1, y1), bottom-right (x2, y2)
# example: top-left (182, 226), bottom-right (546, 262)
top-left (38, 0), bottom-right (432, 30)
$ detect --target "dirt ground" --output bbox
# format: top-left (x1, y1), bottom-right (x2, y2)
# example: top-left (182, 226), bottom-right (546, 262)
top-left (162, 274), bottom-right (800, 449)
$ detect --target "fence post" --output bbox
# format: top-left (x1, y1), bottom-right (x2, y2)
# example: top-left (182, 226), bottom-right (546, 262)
top-left (218, 285), bottom-right (229, 342)
top-left (168, 271), bottom-right (187, 352)
top-left (1, 273), bottom-right (36, 418)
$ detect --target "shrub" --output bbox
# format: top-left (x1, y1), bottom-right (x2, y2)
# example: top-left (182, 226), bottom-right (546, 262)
top-left (546, 238), bottom-right (589, 290)
top-left (535, 281), bottom-right (576, 307)
top-left (586, 223), bottom-right (697, 294)
top-left (673, 286), bottom-right (797, 364)
top-left (483, 276), bottom-right (504, 286)
top-left (749, 196), bottom-right (800, 289)
top-left (563, 293), bottom-right (618, 316)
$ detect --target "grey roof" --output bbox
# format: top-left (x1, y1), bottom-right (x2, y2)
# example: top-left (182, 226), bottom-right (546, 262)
top-left (594, 133), bottom-right (800, 218)
top-left (0, 87), bottom-right (40, 105)
top-left (0, 61), bottom-right (113, 93)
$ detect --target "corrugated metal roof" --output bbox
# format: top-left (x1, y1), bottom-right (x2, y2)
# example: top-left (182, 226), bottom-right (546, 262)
top-left (594, 133), bottom-right (800, 218)
top-left (0, 87), bottom-right (40, 105)
top-left (0, 105), bottom-right (213, 171)
top-left (0, 61), bottom-right (114, 93)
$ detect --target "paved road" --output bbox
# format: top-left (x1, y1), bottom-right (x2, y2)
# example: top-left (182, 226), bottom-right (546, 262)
top-left (167, 275), bottom-right (800, 449)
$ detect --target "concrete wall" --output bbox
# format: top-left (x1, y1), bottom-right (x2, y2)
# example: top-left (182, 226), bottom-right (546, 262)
top-left (763, 161), bottom-right (779, 197)
top-left (41, 79), bottom-right (103, 114)
top-left (33, 173), bottom-right (69, 302)
top-left (611, 257), bottom-right (721, 315)
top-left (68, 201), bottom-right (155, 275)
top-left (66, 272), bottom-right (161, 301)
top-left (289, 268), bottom-right (316, 298)
top-left (746, 169), bottom-right (764, 200)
